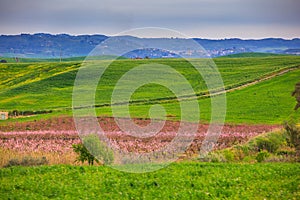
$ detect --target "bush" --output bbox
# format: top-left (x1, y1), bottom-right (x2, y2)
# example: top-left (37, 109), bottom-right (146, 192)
top-left (72, 143), bottom-right (99, 165)
top-left (255, 132), bottom-right (285, 153)
top-left (201, 152), bottom-right (226, 163)
top-left (255, 137), bottom-right (278, 153)
top-left (264, 155), bottom-right (295, 163)
top-left (233, 145), bottom-right (251, 160)
top-left (4, 156), bottom-right (48, 168)
top-left (242, 156), bottom-right (255, 163)
top-left (73, 134), bottom-right (114, 165)
top-left (284, 121), bottom-right (300, 160)
top-left (276, 147), bottom-right (296, 156)
top-left (256, 151), bottom-right (270, 163)
top-left (222, 149), bottom-right (235, 162)
top-left (211, 153), bottom-right (226, 163)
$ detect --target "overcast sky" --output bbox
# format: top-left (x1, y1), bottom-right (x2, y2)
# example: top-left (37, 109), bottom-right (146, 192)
top-left (0, 0), bottom-right (299, 39)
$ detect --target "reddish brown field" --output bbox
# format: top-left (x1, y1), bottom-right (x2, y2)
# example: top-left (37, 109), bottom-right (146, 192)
top-left (0, 117), bottom-right (280, 166)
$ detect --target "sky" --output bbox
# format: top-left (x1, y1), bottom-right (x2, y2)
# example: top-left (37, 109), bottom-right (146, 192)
top-left (0, 0), bottom-right (299, 39)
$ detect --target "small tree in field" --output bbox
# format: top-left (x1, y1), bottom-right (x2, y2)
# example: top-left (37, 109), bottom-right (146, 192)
top-left (72, 134), bottom-right (114, 165)
top-left (284, 82), bottom-right (300, 161)
top-left (72, 143), bottom-right (99, 165)
top-left (284, 122), bottom-right (300, 161)
top-left (292, 82), bottom-right (300, 110)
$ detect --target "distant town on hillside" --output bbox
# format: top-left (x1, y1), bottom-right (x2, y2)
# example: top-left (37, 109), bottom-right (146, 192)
top-left (0, 33), bottom-right (300, 58)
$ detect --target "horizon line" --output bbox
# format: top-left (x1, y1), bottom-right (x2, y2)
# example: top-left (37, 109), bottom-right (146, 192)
top-left (0, 32), bottom-right (299, 40)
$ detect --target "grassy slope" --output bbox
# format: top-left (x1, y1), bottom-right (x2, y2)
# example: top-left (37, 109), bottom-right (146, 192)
top-left (201, 67), bottom-right (300, 124)
top-left (224, 69), bottom-right (300, 124)
top-left (95, 68), bottom-right (300, 124)
top-left (1, 56), bottom-right (300, 110)
top-left (0, 163), bottom-right (299, 199)
top-left (0, 56), bottom-right (299, 124)
top-left (0, 62), bottom-right (80, 110)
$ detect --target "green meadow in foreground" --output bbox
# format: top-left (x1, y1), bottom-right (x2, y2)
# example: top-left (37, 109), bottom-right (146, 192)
top-left (0, 163), bottom-right (299, 199)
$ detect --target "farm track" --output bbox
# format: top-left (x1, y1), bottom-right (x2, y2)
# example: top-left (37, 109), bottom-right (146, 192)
top-left (85, 65), bottom-right (300, 108)
top-left (218, 66), bottom-right (300, 95)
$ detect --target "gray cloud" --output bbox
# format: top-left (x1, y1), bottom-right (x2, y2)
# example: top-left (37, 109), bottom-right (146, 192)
top-left (0, 0), bottom-right (299, 38)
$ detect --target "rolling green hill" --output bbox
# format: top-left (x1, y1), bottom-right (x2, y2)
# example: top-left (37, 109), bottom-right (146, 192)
top-left (103, 68), bottom-right (299, 124)
top-left (0, 56), bottom-right (299, 124)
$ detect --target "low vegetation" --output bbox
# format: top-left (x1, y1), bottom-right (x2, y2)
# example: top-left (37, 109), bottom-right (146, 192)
top-left (0, 163), bottom-right (299, 199)
top-left (72, 134), bottom-right (114, 165)
top-left (4, 156), bottom-right (48, 168)
top-left (202, 125), bottom-right (299, 163)
top-left (284, 121), bottom-right (300, 160)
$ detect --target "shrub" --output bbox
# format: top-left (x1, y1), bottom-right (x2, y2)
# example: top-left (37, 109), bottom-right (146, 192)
top-left (222, 149), bottom-right (235, 162)
top-left (255, 132), bottom-right (285, 153)
top-left (255, 137), bottom-right (277, 153)
top-left (232, 149), bottom-right (245, 161)
top-left (72, 143), bottom-right (99, 165)
top-left (212, 153), bottom-right (226, 163)
top-left (242, 156), bottom-right (255, 163)
top-left (264, 155), bottom-right (295, 163)
top-left (4, 156), bottom-right (48, 168)
top-left (284, 121), bottom-right (300, 161)
top-left (73, 134), bottom-right (114, 165)
top-left (233, 145), bottom-right (251, 160)
top-left (256, 150), bottom-right (270, 163)
top-left (276, 146), bottom-right (296, 156)
top-left (201, 152), bottom-right (226, 163)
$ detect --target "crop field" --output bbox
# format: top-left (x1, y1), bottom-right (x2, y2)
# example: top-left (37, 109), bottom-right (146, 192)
top-left (1, 163), bottom-right (299, 199)
top-left (100, 68), bottom-right (300, 124)
top-left (0, 56), bottom-right (300, 112)
top-left (0, 116), bottom-right (280, 167)
top-left (0, 55), bottom-right (300, 199)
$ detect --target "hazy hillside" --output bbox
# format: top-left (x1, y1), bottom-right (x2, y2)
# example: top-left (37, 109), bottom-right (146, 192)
top-left (0, 33), bottom-right (107, 58)
top-left (0, 33), bottom-right (300, 58)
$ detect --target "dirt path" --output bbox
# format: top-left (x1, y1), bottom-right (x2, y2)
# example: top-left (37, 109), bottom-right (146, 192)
top-left (94, 65), bottom-right (300, 107)
top-left (219, 66), bottom-right (300, 95)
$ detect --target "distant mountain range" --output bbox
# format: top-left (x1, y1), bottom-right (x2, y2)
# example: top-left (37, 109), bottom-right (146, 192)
top-left (0, 33), bottom-right (300, 58)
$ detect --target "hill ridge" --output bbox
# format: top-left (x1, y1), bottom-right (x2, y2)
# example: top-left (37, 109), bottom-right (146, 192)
top-left (1, 33), bottom-right (300, 58)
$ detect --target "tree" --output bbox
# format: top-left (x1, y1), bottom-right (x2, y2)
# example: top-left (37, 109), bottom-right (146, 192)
top-left (283, 82), bottom-right (300, 161)
top-left (292, 82), bottom-right (300, 110)
top-left (72, 134), bottom-right (114, 165)
top-left (72, 143), bottom-right (99, 165)
top-left (284, 122), bottom-right (300, 161)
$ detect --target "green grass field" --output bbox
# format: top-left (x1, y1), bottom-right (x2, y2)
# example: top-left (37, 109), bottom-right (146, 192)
top-left (0, 163), bottom-right (299, 199)
top-left (100, 68), bottom-right (299, 124)
top-left (0, 55), bottom-right (299, 124)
